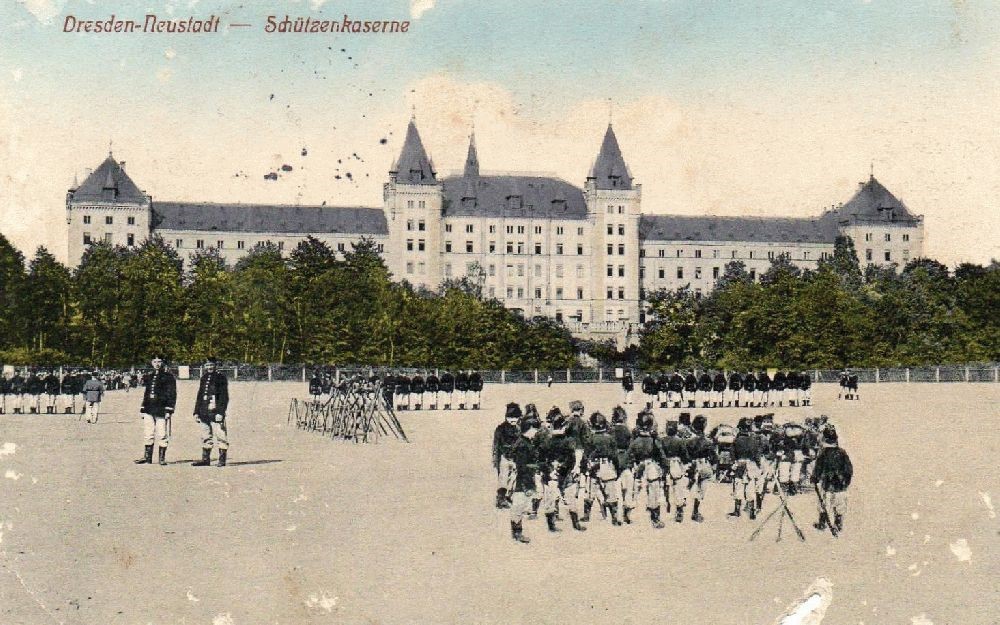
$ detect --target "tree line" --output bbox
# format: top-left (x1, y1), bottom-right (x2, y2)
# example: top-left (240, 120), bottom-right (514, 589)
top-left (0, 233), bottom-right (996, 370)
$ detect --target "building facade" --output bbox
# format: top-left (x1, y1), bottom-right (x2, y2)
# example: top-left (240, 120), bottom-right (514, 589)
top-left (66, 119), bottom-right (925, 343)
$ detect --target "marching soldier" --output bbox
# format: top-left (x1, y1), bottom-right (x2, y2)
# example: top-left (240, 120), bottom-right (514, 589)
top-left (135, 356), bottom-right (177, 466)
top-left (683, 370), bottom-right (698, 408)
top-left (657, 371), bottom-right (670, 408)
top-left (440, 371), bottom-right (455, 409)
top-left (626, 410), bottom-right (668, 528)
top-left (661, 421), bottom-right (692, 522)
top-left (82, 371), bottom-right (105, 424)
top-left (610, 406), bottom-right (635, 523)
top-left (508, 414), bottom-right (543, 544)
top-left (0, 373), bottom-right (10, 414)
top-left (545, 407), bottom-right (586, 531)
top-left (712, 371), bottom-right (727, 408)
top-left (686, 415), bottom-right (717, 522)
top-left (838, 370), bottom-right (848, 400)
top-left (668, 370), bottom-right (684, 409)
top-left (641, 373), bottom-right (657, 408)
top-left (811, 425), bottom-right (853, 533)
top-left (192, 358), bottom-right (230, 467)
top-left (455, 370), bottom-right (470, 409)
top-left (697, 371), bottom-right (713, 408)
top-left (757, 370), bottom-right (772, 407)
top-left (621, 370), bottom-right (634, 405)
top-left (754, 416), bottom-right (777, 509)
top-left (410, 373), bottom-right (425, 410)
top-left (742, 370), bottom-right (756, 408)
top-left (469, 371), bottom-right (484, 410)
top-left (729, 417), bottom-right (761, 520)
top-left (425, 372), bottom-right (440, 409)
top-left (585, 412), bottom-right (624, 526)
top-left (381, 373), bottom-right (396, 411)
top-left (727, 370), bottom-right (743, 407)
top-left (772, 370), bottom-right (787, 407)
top-left (492, 403), bottom-right (521, 509)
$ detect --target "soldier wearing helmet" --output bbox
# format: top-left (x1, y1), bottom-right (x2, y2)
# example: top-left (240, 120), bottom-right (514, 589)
top-left (610, 406), bottom-right (635, 523)
top-left (625, 409), bottom-right (669, 528)
top-left (585, 412), bottom-right (624, 526)
top-left (686, 415), bottom-right (718, 522)
top-left (492, 402), bottom-right (522, 509)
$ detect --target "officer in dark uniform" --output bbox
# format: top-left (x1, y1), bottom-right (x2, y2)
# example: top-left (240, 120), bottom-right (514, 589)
top-left (439, 371), bottom-right (455, 409)
top-left (610, 406), bottom-right (635, 523)
top-left (395, 374), bottom-right (411, 411)
top-left (544, 408), bottom-right (585, 531)
top-left (425, 372), bottom-right (440, 410)
top-left (380, 373), bottom-right (396, 411)
top-left (657, 371), bottom-right (670, 408)
top-left (508, 414), bottom-right (543, 544)
top-left (772, 370), bottom-right (787, 407)
top-left (621, 370), bottom-right (634, 405)
top-left (455, 370), bottom-right (471, 409)
top-left (626, 411), bottom-right (668, 528)
top-left (799, 371), bottom-right (812, 406)
top-left (492, 403), bottom-right (521, 509)
top-left (410, 373), bottom-right (425, 410)
top-left (136, 356), bottom-right (177, 466)
top-left (26, 370), bottom-right (43, 414)
top-left (10, 370), bottom-right (25, 413)
top-left (811, 426), bottom-right (853, 533)
top-left (668, 370), bottom-right (684, 408)
top-left (683, 370), bottom-right (698, 409)
top-left (712, 371), bottom-right (727, 408)
top-left (730, 417), bottom-right (761, 519)
top-left (192, 358), bottom-right (230, 467)
top-left (641, 373), bottom-right (657, 408)
top-left (697, 371), bottom-right (713, 408)
top-left (742, 370), bottom-right (756, 408)
top-left (757, 370), bottom-right (772, 407)
top-left (43, 370), bottom-right (59, 414)
top-left (727, 370), bottom-right (743, 407)
top-left (469, 371), bottom-right (484, 410)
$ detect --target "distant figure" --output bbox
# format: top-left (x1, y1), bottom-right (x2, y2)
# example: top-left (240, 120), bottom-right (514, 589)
top-left (621, 370), bottom-right (634, 405)
top-left (82, 371), bottom-right (105, 424)
top-left (546, 375), bottom-right (553, 388)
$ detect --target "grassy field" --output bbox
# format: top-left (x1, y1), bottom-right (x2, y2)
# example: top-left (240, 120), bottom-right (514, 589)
top-left (1, 381), bottom-right (997, 625)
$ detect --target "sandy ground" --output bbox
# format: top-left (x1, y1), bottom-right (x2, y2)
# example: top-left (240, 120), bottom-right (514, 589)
top-left (0, 381), bottom-right (998, 625)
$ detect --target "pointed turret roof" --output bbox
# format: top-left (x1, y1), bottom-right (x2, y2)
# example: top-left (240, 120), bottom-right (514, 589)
top-left (390, 119), bottom-right (437, 185)
top-left (463, 131), bottom-right (479, 178)
top-left (823, 175), bottom-right (920, 224)
top-left (588, 124), bottom-right (633, 190)
top-left (70, 155), bottom-right (147, 204)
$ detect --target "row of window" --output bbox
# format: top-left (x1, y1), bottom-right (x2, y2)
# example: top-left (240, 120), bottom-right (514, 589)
top-left (606, 224), bottom-right (627, 236)
top-left (864, 232), bottom-right (910, 242)
top-left (866, 249), bottom-right (909, 262)
top-left (431, 240), bottom-right (601, 256)
top-left (82, 233), bottom-right (131, 246)
top-left (606, 288), bottom-right (627, 300)
top-left (497, 286), bottom-right (587, 301)
top-left (81, 215), bottom-right (136, 226)
top-left (640, 248), bottom-right (827, 261)
top-left (643, 266), bottom-right (721, 281)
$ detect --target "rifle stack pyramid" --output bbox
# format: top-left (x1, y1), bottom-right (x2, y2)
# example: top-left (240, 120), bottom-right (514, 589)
top-left (288, 377), bottom-right (408, 443)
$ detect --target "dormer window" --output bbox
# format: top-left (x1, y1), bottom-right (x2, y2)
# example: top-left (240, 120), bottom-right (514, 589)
top-left (508, 195), bottom-right (522, 210)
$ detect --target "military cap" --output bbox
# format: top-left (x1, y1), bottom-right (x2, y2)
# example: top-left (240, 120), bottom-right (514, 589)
top-left (568, 400), bottom-right (584, 413)
top-left (692, 414), bottom-right (707, 433)
top-left (678, 412), bottom-right (691, 426)
top-left (505, 402), bottom-right (522, 420)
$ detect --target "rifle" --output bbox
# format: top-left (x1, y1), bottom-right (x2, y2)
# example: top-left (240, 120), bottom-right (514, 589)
top-left (814, 483), bottom-right (840, 538)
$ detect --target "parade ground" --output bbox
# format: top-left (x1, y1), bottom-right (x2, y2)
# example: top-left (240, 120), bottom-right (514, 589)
top-left (1, 382), bottom-right (997, 625)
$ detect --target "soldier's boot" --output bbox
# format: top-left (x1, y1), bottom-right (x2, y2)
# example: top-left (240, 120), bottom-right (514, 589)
top-left (65, 406), bottom-right (73, 414)
top-left (528, 498), bottom-right (540, 520)
top-left (729, 500), bottom-right (742, 518)
top-left (569, 511), bottom-right (587, 532)
top-left (748, 501), bottom-right (757, 520)
top-left (675, 505), bottom-right (685, 523)
top-left (581, 500), bottom-right (593, 522)
top-left (158, 446), bottom-right (168, 466)
top-left (660, 401), bottom-right (667, 409)
top-left (673, 402), bottom-right (681, 409)
top-left (691, 500), bottom-right (704, 523)
top-left (664, 498), bottom-right (671, 514)
top-left (813, 513), bottom-right (828, 531)
top-left (834, 513), bottom-right (843, 533)
top-left (510, 521), bottom-right (530, 544)
top-left (495, 488), bottom-right (508, 509)
top-left (217, 449), bottom-right (227, 467)
top-left (787, 482), bottom-right (798, 496)
top-left (756, 492), bottom-right (764, 510)
top-left (134, 445), bottom-right (154, 465)
top-left (459, 403), bottom-right (465, 410)
top-left (649, 508), bottom-right (664, 529)
top-left (192, 448), bottom-right (212, 467)
top-left (622, 506), bottom-right (633, 524)
top-left (545, 512), bottom-right (561, 532)
top-left (29, 407), bottom-right (37, 414)
top-left (609, 503), bottom-right (622, 526)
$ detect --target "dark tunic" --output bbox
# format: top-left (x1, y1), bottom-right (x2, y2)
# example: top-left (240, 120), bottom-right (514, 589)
top-left (641, 375), bottom-right (657, 395)
top-left (743, 373), bottom-right (757, 392)
top-left (669, 374), bottom-right (684, 393)
top-left (425, 374), bottom-right (440, 393)
top-left (811, 446), bottom-right (853, 492)
top-left (439, 372), bottom-right (455, 393)
top-left (509, 436), bottom-right (539, 493)
top-left (621, 373), bottom-right (634, 392)
top-left (683, 374), bottom-right (698, 393)
top-left (469, 372), bottom-right (484, 392)
top-left (455, 372), bottom-right (470, 392)
top-left (194, 371), bottom-right (229, 418)
top-left (141, 370), bottom-right (177, 417)
top-left (625, 434), bottom-right (667, 473)
top-left (492, 421), bottom-right (520, 468)
top-left (698, 373), bottom-right (712, 392)
top-left (712, 373), bottom-right (727, 392)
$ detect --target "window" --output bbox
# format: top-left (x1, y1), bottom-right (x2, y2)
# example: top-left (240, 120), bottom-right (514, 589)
top-left (337, 243), bottom-right (345, 252)
top-left (884, 250), bottom-right (891, 262)
top-left (866, 249), bottom-right (873, 262)
top-left (535, 243), bottom-right (542, 254)
top-left (556, 244), bottom-right (564, 255)
top-left (196, 239), bottom-right (204, 249)
top-left (618, 265), bottom-right (625, 277)
top-left (577, 288), bottom-right (584, 299)
top-left (618, 224), bottom-right (625, 236)
top-left (885, 233), bottom-right (891, 242)
top-left (731, 250), bottom-right (737, 259)
top-left (278, 241), bottom-right (285, 251)
top-left (465, 224), bottom-right (474, 233)
top-left (128, 216), bottom-right (136, 225)
top-left (658, 268), bottom-right (665, 279)
top-left (418, 200), bottom-right (425, 209)
top-left (749, 251), bottom-right (754, 259)
top-left (712, 249), bottom-right (719, 259)
top-left (607, 265), bottom-right (614, 277)
top-left (237, 240), bottom-right (245, 250)
top-left (216, 240), bottom-right (224, 249)
top-left (607, 224), bottom-right (614, 236)
top-left (903, 249), bottom-right (910, 260)
top-left (535, 265), bottom-right (542, 278)
top-left (556, 265), bottom-right (564, 278)
top-left (713, 267), bottom-right (719, 279)
top-left (506, 225), bottom-right (514, 234)
top-left (489, 241), bottom-right (496, 253)
top-left (407, 200), bottom-right (414, 209)
top-left (506, 287), bottom-right (514, 298)
top-left (865, 232), bottom-right (872, 242)
top-left (576, 265), bottom-right (584, 278)
top-left (83, 215), bottom-right (91, 224)
top-left (517, 226), bottom-right (525, 234)
top-left (695, 249), bottom-right (702, 259)
top-left (618, 244), bottom-right (625, 256)
top-left (407, 239), bottom-right (414, 251)
top-left (618, 205), bottom-right (624, 214)
top-left (516, 242), bottom-right (524, 255)
top-left (445, 223), bottom-right (452, 233)
top-left (418, 262), bottom-right (426, 275)
top-left (607, 288), bottom-right (613, 300)
top-left (517, 264), bottom-right (525, 277)
top-left (607, 244), bottom-right (613, 255)
top-left (83, 233), bottom-right (92, 245)
top-left (419, 220), bottom-right (426, 231)
top-left (489, 264), bottom-right (496, 276)
top-left (534, 287), bottom-right (542, 299)
top-left (556, 226), bottom-right (564, 235)
top-left (556, 288), bottom-right (564, 300)
top-left (695, 267), bottom-right (702, 280)
top-left (577, 227), bottom-right (584, 236)
top-left (127, 234), bottom-right (135, 247)
top-left (677, 267), bottom-right (684, 279)
top-left (106, 216), bottom-right (114, 225)
top-left (445, 241), bottom-right (452, 253)
top-left (676, 249), bottom-right (682, 258)
top-left (639, 248), bottom-right (645, 258)
top-left (489, 224), bottom-right (496, 234)
top-left (658, 249), bottom-right (665, 258)
top-left (466, 241), bottom-right (474, 253)
top-left (577, 244), bottom-right (584, 255)
top-left (406, 262), bottom-right (414, 274)
top-left (517, 287), bottom-right (524, 298)
top-left (534, 225), bottom-right (542, 234)
top-left (407, 220), bottom-right (414, 231)
top-left (444, 264), bottom-right (452, 277)
top-left (506, 242), bottom-right (514, 254)
top-left (418, 239), bottom-right (426, 252)
top-left (903, 233), bottom-right (910, 242)
top-left (607, 205), bottom-right (614, 214)
top-left (768, 251), bottom-right (775, 260)
top-left (618, 288), bottom-right (625, 299)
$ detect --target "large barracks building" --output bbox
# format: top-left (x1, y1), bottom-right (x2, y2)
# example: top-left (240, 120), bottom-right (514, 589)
top-left (66, 118), bottom-right (925, 342)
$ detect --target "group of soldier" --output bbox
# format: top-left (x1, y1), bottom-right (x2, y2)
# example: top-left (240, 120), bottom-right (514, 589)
top-left (0, 368), bottom-right (137, 418)
top-left (307, 369), bottom-right (486, 412)
top-left (838, 370), bottom-right (861, 400)
top-left (629, 370), bottom-right (813, 409)
top-left (492, 401), bottom-right (852, 544)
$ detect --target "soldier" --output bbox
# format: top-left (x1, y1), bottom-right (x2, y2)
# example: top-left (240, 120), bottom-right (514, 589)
top-left (785, 371), bottom-right (800, 406)
top-left (838, 369), bottom-right (849, 400)
top-left (10, 370), bottom-right (25, 413)
top-left (626, 410), bottom-right (668, 528)
top-left (641, 373), bottom-right (657, 408)
top-left (43, 370), bottom-right (60, 414)
top-left (772, 370), bottom-right (787, 407)
top-left (492, 402), bottom-right (521, 509)
top-left (729, 417), bottom-right (761, 520)
top-left (320, 371), bottom-right (334, 398)
top-left (657, 371), bottom-right (670, 408)
top-left (0, 373), bottom-right (10, 414)
top-left (799, 371), bottom-right (812, 406)
top-left (661, 421), bottom-right (692, 523)
top-left (727, 370), bottom-right (743, 407)
top-left (469, 371), bottom-right (484, 410)
top-left (686, 415), bottom-right (717, 522)
top-left (585, 412), bottom-right (624, 526)
top-left (776, 421), bottom-right (805, 495)
top-left (381, 372), bottom-right (396, 411)
top-left (395, 373), bottom-right (411, 411)
top-left (754, 415), bottom-right (777, 509)
top-left (545, 407), bottom-right (587, 531)
top-left (566, 400), bottom-right (597, 524)
top-left (439, 371), bottom-right (455, 409)
top-left (811, 426), bottom-right (853, 533)
top-left (26, 369), bottom-right (43, 414)
top-left (308, 371), bottom-right (323, 407)
top-left (742, 370), bottom-right (756, 408)
top-left (425, 372), bottom-right (440, 410)
top-left (609, 406), bottom-right (635, 524)
top-left (410, 373), bottom-right (425, 410)
top-left (712, 371), bottom-right (727, 408)
top-left (668, 370), bottom-right (684, 409)
top-left (59, 370), bottom-right (76, 414)
top-left (757, 370), bottom-right (772, 407)
top-left (508, 413), bottom-right (543, 544)
top-left (192, 358), bottom-right (230, 467)
top-left (683, 370), bottom-right (698, 409)
top-left (455, 370), bottom-right (471, 409)
top-left (135, 356), bottom-right (176, 466)
top-left (697, 371), bottom-right (713, 408)
top-left (621, 370), bottom-right (634, 405)
top-left (82, 371), bottom-right (105, 424)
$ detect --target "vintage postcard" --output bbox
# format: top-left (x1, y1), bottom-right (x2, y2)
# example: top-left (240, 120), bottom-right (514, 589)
top-left (0, 1), bottom-right (997, 624)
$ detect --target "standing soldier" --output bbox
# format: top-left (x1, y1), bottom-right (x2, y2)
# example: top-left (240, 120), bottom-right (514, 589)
top-left (785, 371), bottom-right (800, 406)
top-left (545, 407), bottom-right (586, 531)
top-left (626, 410), bottom-right (668, 528)
top-left (507, 414), bottom-right (543, 544)
top-left (641, 373), bottom-right (657, 408)
top-left (82, 371), bottom-right (105, 424)
top-left (192, 358), bottom-right (230, 467)
top-left (308, 371), bottom-right (323, 407)
top-left (492, 403), bottom-right (521, 509)
top-left (686, 415), bottom-right (717, 522)
top-left (727, 370), bottom-right (743, 408)
top-left (565, 400), bottom-right (596, 523)
top-left (742, 370), bottom-right (756, 408)
top-left (425, 371), bottom-right (440, 410)
top-left (455, 370), bottom-right (470, 410)
top-left (59, 370), bottom-right (75, 414)
top-left (621, 370), bottom-right (634, 405)
top-left (811, 426), bottom-right (853, 533)
top-left (135, 356), bottom-right (177, 466)
top-left (729, 417), bottom-right (761, 520)
top-left (683, 370), bottom-right (698, 409)
top-left (757, 370), bottom-right (772, 407)
top-left (657, 371), bottom-right (670, 408)
top-left (799, 371), bottom-right (812, 406)
top-left (661, 421), bottom-right (692, 522)
top-left (772, 370), bottom-right (787, 407)
top-left (43, 370), bottom-right (60, 414)
top-left (609, 406), bottom-right (635, 523)
top-left (410, 373), bottom-right (425, 410)
top-left (0, 373), bottom-right (10, 414)
top-left (668, 369), bottom-right (684, 409)
top-left (585, 412), bottom-right (624, 526)
top-left (469, 370), bottom-right (484, 410)
top-left (26, 369), bottom-right (43, 414)
top-left (776, 421), bottom-right (805, 495)
top-left (712, 371), bottom-right (727, 408)
top-left (439, 371), bottom-right (455, 409)
top-left (697, 370), bottom-right (712, 408)
top-left (753, 416), bottom-right (776, 509)
top-left (395, 373), bottom-right (411, 411)
top-left (10, 370), bottom-right (25, 414)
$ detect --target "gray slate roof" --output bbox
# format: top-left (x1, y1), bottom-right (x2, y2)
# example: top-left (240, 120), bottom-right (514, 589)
top-left (588, 125), bottom-right (633, 190)
top-left (639, 214), bottom-right (838, 244)
top-left (152, 202), bottom-right (388, 235)
top-left (390, 120), bottom-right (437, 185)
top-left (441, 175), bottom-right (588, 220)
top-left (823, 176), bottom-right (920, 224)
top-left (69, 156), bottom-right (148, 204)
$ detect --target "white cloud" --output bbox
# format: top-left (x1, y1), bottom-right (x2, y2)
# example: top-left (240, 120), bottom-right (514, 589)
top-left (16, 0), bottom-right (67, 24)
top-left (411, 0), bottom-right (436, 20)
